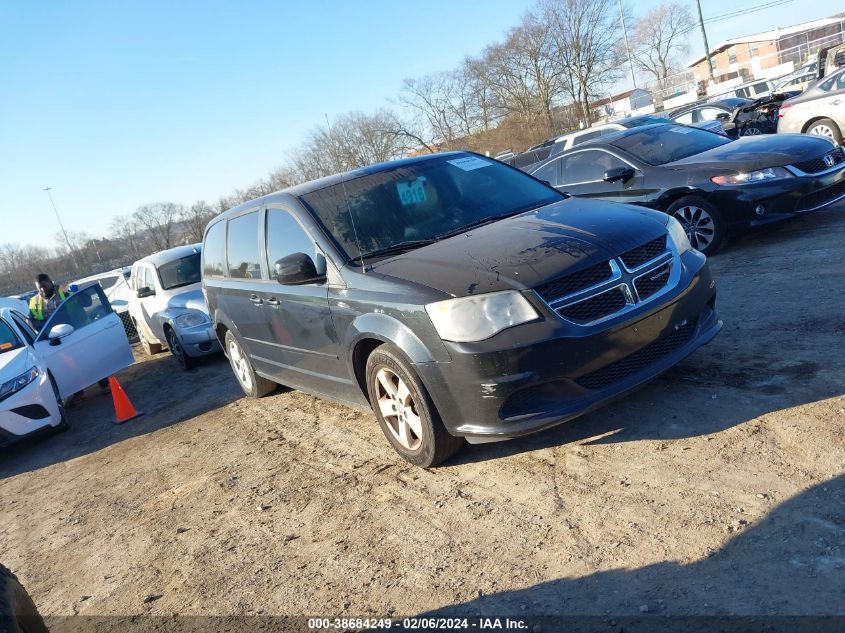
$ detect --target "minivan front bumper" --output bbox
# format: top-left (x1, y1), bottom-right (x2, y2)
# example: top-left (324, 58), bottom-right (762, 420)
top-left (413, 252), bottom-right (721, 442)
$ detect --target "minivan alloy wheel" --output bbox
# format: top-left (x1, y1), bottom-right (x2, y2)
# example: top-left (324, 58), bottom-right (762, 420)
top-left (228, 339), bottom-right (253, 391)
top-left (673, 205), bottom-right (715, 252)
top-left (374, 368), bottom-right (422, 451)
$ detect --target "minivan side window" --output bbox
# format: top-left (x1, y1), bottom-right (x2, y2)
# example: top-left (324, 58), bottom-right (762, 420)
top-left (203, 220), bottom-right (226, 277)
top-left (266, 209), bottom-right (318, 273)
top-left (226, 212), bottom-right (261, 279)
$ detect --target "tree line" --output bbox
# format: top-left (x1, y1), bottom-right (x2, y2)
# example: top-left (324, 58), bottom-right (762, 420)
top-left (1, 0), bottom-right (694, 296)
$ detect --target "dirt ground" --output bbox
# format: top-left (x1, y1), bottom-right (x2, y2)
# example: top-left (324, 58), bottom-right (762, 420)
top-left (2, 205), bottom-right (844, 626)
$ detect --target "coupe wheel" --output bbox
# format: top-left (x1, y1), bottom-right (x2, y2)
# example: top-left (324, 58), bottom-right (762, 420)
top-left (224, 331), bottom-right (276, 398)
top-left (667, 196), bottom-right (725, 255)
top-left (740, 124), bottom-right (763, 136)
top-left (166, 328), bottom-right (195, 371)
top-left (365, 344), bottom-right (463, 467)
top-left (806, 118), bottom-right (843, 145)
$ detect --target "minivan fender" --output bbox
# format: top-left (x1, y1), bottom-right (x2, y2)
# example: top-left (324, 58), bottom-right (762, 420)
top-left (346, 312), bottom-right (450, 365)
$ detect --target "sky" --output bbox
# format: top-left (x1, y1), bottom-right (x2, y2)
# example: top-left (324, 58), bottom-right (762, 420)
top-left (0, 0), bottom-right (835, 249)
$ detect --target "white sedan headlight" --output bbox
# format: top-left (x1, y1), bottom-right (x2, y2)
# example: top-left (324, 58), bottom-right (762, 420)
top-left (174, 311), bottom-right (209, 328)
top-left (0, 367), bottom-right (40, 402)
top-left (425, 291), bottom-right (539, 343)
top-left (711, 166), bottom-right (793, 185)
top-left (665, 215), bottom-right (692, 254)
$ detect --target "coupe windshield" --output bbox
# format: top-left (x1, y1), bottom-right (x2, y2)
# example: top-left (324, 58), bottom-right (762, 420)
top-left (158, 253), bottom-right (201, 290)
top-left (300, 154), bottom-right (563, 260)
top-left (0, 319), bottom-right (21, 355)
top-left (611, 125), bottom-right (731, 165)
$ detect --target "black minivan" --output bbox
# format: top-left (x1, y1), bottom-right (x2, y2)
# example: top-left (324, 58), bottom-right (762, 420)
top-left (202, 152), bottom-right (721, 466)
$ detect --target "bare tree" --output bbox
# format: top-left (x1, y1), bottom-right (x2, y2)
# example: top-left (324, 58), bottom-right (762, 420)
top-left (541, 0), bottom-right (623, 126)
top-left (109, 214), bottom-right (145, 261)
top-left (631, 2), bottom-right (695, 87)
top-left (133, 202), bottom-right (182, 252)
top-left (180, 201), bottom-right (216, 244)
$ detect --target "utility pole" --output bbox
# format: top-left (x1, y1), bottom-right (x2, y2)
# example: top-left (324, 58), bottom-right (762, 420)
top-left (695, 0), bottom-right (715, 81)
top-left (617, 0), bottom-right (637, 89)
top-left (43, 187), bottom-right (79, 270)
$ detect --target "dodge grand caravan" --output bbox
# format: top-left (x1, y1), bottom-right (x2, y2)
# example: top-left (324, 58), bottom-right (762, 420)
top-left (202, 152), bottom-right (722, 466)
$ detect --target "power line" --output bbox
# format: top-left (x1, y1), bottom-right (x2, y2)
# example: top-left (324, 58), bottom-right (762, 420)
top-left (679, 0), bottom-right (798, 37)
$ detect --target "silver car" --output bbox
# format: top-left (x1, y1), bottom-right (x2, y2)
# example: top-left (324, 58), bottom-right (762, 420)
top-left (128, 244), bottom-right (221, 370)
top-left (778, 67), bottom-right (845, 144)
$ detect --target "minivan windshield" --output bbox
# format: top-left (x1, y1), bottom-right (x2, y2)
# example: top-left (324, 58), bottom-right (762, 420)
top-left (610, 125), bottom-right (731, 165)
top-left (158, 253), bottom-right (202, 290)
top-left (300, 154), bottom-right (563, 261)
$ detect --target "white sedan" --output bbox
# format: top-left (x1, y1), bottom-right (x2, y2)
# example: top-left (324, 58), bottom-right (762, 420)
top-left (0, 283), bottom-right (134, 446)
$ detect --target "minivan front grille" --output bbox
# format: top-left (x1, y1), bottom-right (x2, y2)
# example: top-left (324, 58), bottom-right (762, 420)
top-left (535, 261), bottom-right (613, 304)
top-left (536, 234), bottom-right (674, 326)
top-left (620, 235), bottom-right (667, 269)
top-left (792, 147), bottom-right (845, 174)
top-left (574, 319), bottom-right (697, 391)
top-left (557, 287), bottom-right (628, 324)
top-left (635, 262), bottom-right (672, 300)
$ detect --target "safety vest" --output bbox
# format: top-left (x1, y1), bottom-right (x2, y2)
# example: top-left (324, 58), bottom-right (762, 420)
top-left (29, 288), bottom-right (68, 322)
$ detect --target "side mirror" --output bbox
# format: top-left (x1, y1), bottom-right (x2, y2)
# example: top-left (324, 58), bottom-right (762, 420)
top-left (136, 286), bottom-right (155, 298)
top-left (603, 167), bottom-right (636, 184)
top-left (274, 253), bottom-right (325, 285)
top-left (48, 323), bottom-right (74, 346)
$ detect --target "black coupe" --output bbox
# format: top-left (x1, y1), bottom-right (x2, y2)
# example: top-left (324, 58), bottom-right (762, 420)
top-left (529, 123), bottom-right (845, 253)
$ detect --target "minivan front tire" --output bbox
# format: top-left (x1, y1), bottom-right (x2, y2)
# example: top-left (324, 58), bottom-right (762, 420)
top-left (365, 344), bottom-right (464, 467)
top-left (224, 331), bottom-right (276, 398)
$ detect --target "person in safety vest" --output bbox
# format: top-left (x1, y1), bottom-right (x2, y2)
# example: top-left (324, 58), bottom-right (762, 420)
top-left (28, 273), bottom-right (71, 331)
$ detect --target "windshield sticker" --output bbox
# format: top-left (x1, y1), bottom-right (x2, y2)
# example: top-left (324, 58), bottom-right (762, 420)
top-left (397, 177), bottom-right (427, 206)
top-left (671, 127), bottom-right (696, 134)
top-left (0, 342), bottom-right (12, 350)
top-left (447, 156), bottom-right (493, 171)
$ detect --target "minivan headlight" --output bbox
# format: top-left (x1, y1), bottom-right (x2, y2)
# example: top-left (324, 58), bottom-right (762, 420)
top-left (174, 311), bottom-right (209, 328)
top-left (0, 367), bottom-right (40, 403)
top-left (665, 215), bottom-right (692, 254)
top-left (711, 167), bottom-right (793, 185)
top-left (425, 291), bottom-right (539, 343)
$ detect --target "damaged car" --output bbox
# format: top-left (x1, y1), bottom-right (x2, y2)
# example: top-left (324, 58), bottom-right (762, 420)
top-left (203, 152), bottom-right (722, 466)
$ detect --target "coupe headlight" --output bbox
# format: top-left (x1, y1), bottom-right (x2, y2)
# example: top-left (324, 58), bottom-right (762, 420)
top-left (665, 215), bottom-right (692, 254)
top-left (0, 367), bottom-right (40, 403)
top-left (425, 291), bottom-right (539, 342)
top-left (711, 166), bottom-right (793, 185)
top-left (174, 311), bottom-right (209, 328)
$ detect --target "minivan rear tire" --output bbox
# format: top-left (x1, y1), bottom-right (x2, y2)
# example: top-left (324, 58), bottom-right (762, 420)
top-left (224, 331), bottom-right (276, 398)
top-left (365, 344), bottom-right (464, 467)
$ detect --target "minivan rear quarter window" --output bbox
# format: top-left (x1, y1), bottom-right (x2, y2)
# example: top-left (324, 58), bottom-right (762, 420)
top-left (227, 212), bottom-right (261, 279)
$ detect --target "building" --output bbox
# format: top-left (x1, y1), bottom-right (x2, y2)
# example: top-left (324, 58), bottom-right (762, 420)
top-left (686, 15), bottom-right (845, 83)
top-left (590, 88), bottom-right (654, 119)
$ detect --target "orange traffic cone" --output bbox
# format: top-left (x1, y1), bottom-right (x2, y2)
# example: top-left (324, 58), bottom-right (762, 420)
top-left (109, 376), bottom-right (142, 424)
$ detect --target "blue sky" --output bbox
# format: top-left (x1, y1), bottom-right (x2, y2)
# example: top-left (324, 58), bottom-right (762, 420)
top-left (0, 0), bottom-right (834, 248)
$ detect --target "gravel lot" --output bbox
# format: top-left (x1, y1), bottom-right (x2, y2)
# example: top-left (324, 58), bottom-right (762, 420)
top-left (2, 205), bottom-right (844, 625)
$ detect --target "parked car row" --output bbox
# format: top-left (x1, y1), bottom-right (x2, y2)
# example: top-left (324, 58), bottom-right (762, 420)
top-left (527, 122), bottom-right (845, 254)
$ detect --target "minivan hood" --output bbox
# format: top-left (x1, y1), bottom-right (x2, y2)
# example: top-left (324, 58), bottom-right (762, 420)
top-left (368, 198), bottom-right (668, 297)
top-left (667, 134), bottom-right (832, 172)
top-left (165, 287), bottom-right (209, 315)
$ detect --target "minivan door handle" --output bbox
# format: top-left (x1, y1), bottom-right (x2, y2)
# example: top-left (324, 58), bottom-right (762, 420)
top-left (265, 297), bottom-right (280, 306)
top-left (249, 294), bottom-right (263, 305)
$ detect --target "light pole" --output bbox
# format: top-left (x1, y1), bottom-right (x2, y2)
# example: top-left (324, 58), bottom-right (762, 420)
top-left (43, 187), bottom-right (78, 269)
top-left (696, 0), bottom-right (715, 81)
top-left (617, 0), bottom-right (637, 89)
